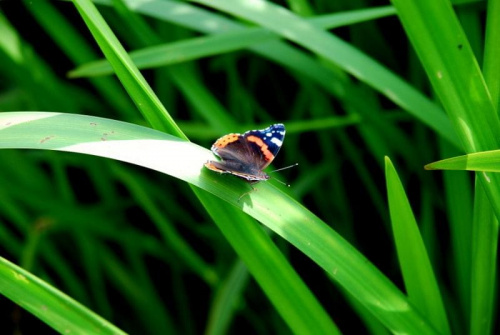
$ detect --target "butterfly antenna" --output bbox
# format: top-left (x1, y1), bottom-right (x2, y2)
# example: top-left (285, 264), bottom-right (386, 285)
top-left (273, 177), bottom-right (290, 187)
top-left (269, 163), bottom-right (298, 187)
top-left (269, 163), bottom-right (299, 174)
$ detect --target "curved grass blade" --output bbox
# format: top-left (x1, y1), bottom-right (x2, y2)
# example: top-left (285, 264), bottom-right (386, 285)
top-left (205, 260), bottom-right (249, 335)
top-left (0, 112), bottom-right (438, 334)
top-left (0, 256), bottom-right (127, 335)
top-left (385, 157), bottom-right (450, 335)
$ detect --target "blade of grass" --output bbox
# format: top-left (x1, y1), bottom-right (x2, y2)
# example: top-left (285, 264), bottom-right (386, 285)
top-left (483, 0), bottom-right (500, 112)
top-left (470, 178), bottom-right (498, 335)
top-left (205, 260), bottom-right (249, 335)
top-left (0, 256), bottom-right (127, 335)
top-left (86, 0), bottom-right (462, 169)
top-left (439, 140), bottom-right (472, 325)
top-left (385, 157), bottom-right (450, 335)
top-left (0, 112), bottom-right (439, 333)
top-left (425, 150), bottom-right (500, 172)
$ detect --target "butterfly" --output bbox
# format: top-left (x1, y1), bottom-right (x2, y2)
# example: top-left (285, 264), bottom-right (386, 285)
top-left (204, 124), bottom-right (286, 183)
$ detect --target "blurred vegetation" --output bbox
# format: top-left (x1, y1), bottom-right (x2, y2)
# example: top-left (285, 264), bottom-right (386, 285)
top-left (0, 0), bottom-right (497, 334)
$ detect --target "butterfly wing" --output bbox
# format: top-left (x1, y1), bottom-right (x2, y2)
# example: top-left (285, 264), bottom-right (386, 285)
top-left (242, 123), bottom-right (285, 170)
top-left (206, 133), bottom-right (258, 176)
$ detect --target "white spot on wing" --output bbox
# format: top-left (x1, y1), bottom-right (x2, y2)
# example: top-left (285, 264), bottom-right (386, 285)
top-left (271, 137), bottom-right (282, 146)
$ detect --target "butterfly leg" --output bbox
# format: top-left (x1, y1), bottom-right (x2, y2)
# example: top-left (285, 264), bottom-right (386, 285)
top-left (237, 183), bottom-right (258, 202)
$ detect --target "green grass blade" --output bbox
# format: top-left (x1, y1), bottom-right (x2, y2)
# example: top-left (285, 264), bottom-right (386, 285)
top-left (425, 150), bottom-right (500, 172)
top-left (470, 180), bottom-right (498, 335)
top-left (205, 260), bottom-right (249, 335)
top-left (385, 157), bottom-right (450, 335)
top-left (71, 0), bottom-right (183, 136)
top-left (0, 112), bottom-right (439, 334)
top-left (440, 140), bottom-right (472, 324)
top-left (483, 0), bottom-right (500, 111)
top-left (0, 256), bottom-right (127, 335)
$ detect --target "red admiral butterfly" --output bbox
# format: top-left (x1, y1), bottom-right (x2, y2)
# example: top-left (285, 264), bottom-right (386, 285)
top-left (204, 124), bottom-right (286, 182)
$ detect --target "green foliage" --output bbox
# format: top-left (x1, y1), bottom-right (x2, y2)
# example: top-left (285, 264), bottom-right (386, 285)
top-left (0, 0), bottom-right (497, 334)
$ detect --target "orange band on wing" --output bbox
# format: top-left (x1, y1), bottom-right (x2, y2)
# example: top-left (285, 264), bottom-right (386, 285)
top-left (213, 134), bottom-right (239, 148)
top-left (246, 135), bottom-right (274, 161)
